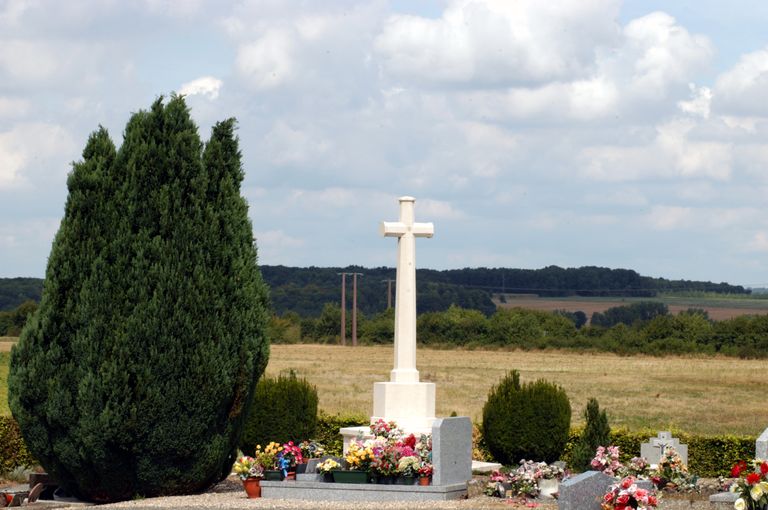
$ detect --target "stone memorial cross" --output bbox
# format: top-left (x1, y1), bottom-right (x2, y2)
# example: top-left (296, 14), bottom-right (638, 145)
top-left (380, 196), bottom-right (434, 383)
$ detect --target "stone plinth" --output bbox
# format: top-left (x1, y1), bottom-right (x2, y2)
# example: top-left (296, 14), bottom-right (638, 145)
top-left (710, 491), bottom-right (738, 510)
top-left (260, 481), bottom-right (468, 501)
top-left (756, 427), bottom-right (768, 459)
top-left (372, 381), bottom-right (436, 432)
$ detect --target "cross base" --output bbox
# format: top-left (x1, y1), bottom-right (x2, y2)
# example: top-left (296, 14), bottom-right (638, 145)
top-left (373, 381), bottom-right (436, 431)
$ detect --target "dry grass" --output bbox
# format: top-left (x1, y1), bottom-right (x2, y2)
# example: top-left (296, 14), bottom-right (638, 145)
top-left (496, 296), bottom-right (768, 321)
top-left (0, 338), bottom-right (17, 352)
top-left (265, 344), bottom-right (768, 436)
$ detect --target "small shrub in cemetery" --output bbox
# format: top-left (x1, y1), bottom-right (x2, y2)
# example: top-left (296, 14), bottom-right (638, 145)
top-left (240, 371), bottom-right (318, 455)
top-left (570, 397), bottom-right (611, 472)
top-left (482, 370), bottom-right (571, 464)
top-left (8, 96), bottom-right (270, 502)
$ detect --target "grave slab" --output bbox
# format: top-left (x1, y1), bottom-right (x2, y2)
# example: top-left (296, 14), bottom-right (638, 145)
top-left (260, 480), bottom-right (467, 501)
top-left (558, 471), bottom-right (616, 510)
top-left (710, 490), bottom-right (738, 510)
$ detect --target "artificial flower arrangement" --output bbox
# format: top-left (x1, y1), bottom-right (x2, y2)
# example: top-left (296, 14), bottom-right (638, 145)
top-left (398, 456), bottom-right (421, 477)
top-left (591, 446), bottom-right (622, 476)
top-left (233, 455), bottom-right (265, 480)
top-left (345, 440), bottom-right (377, 472)
top-left (298, 440), bottom-right (326, 460)
top-left (651, 446), bottom-right (697, 492)
top-left (484, 460), bottom-right (566, 498)
top-left (370, 419), bottom-right (403, 440)
top-left (601, 476), bottom-right (658, 510)
top-left (278, 441), bottom-right (304, 469)
top-left (728, 459), bottom-right (768, 510)
top-left (417, 463), bottom-right (433, 478)
top-left (317, 458), bottom-right (342, 475)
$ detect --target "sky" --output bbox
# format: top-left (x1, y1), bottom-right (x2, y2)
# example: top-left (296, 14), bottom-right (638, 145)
top-left (2, 1), bottom-right (768, 287)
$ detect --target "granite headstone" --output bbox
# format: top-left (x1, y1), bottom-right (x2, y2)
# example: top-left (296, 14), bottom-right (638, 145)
top-left (431, 417), bottom-right (472, 487)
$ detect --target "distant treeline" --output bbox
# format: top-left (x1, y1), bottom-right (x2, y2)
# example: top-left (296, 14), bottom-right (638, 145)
top-left (271, 301), bottom-right (768, 359)
top-left (0, 265), bottom-right (750, 315)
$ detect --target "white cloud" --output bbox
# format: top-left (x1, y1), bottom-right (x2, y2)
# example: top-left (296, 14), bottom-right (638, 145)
top-left (178, 76), bottom-right (222, 99)
top-left (0, 123), bottom-right (76, 189)
top-left (236, 29), bottom-right (295, 90)
top-left (677, 83), bottom-right (712, 118)
top-left (645, 205), bottom-right (759, 231)
top-left (646, 205), bottom-right (693, 230)
top-left (418, 199), bottom-right (465, 220)
top-left (714, 47), bottom-right (768, 116)
top-left (375, 0), bottom-right (621, 87)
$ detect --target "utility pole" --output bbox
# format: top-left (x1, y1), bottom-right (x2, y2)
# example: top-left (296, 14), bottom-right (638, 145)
top-left (337, 272), bottom-right (348, 346)
top-left (382, 278), bottom-right (395, 309)
top-left (352, 273), bottom-right (363, 346)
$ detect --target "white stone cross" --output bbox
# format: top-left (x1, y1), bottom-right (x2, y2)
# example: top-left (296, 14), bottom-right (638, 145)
top-left (380, 196), bottom-right (434, 384)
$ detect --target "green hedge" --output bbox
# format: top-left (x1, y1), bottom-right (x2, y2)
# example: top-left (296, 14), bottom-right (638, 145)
top-left (0, 416), bottom-right (35, 473)
top-left (0, 413), bottom-right (757, 478)
top-left (560, 427), bottom-right (754, 477)
top-left (315, 412), bottom-right (369, 456)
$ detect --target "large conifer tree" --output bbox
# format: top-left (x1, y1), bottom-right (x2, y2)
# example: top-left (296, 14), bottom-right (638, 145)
top-left (8, 96), bottom-right (270, 502)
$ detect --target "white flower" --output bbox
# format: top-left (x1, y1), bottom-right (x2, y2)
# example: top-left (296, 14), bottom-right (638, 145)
top-left (734, 497), bottom-right (746, 510)
top-left (751, 483), bottom-right (764, 501)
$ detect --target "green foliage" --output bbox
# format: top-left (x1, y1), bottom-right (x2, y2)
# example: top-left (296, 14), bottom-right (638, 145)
top-left (0, 416), bottom-right (35, 474)
top-left (240, 371), bottom-right (319, 456)
top-left (482, 371), bottom-right (571, 464)
top-left (0, 300), bottom-right (38, 336)
top-left (418, 305), bottom-right (488, 345)
top-left (591, 301), bottom-right (669, 328)
top-left (561, 428), bottom-right (755, 477)
top-left (570, 398), bottom-right (611, 472)
top-left (315, 411), bottom-right (369, 456)
top-left (0, 279), bottom-right (43, 312)
top-left (8, 96), bottom-right (270, 502)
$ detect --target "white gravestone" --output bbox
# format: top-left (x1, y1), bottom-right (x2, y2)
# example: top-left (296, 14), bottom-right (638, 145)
top-left (640, 431), bottom-right (688, 465)
top-left (372, 196), bottom-right (436, 431)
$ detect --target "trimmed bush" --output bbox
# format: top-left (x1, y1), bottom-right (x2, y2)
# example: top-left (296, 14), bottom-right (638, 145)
top-left (8, 96), bottom-right (270, 502)
top-left (0, 416), bottom-right (35, 473)
top-left (315, 412), bottom-right (369, 456)
top-left (240, 371), bottom-right (319, 455)
top-left (482, 371), bottom-right (571, 464)
top-left (570, 398), bottom-right (611, 472)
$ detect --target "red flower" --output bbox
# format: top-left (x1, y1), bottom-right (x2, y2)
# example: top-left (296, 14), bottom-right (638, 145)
top-left (761, 462), bottom-right (768, 476)
top-left (747, 472), bottom-right (761, 485)
top-left (616, 493), bottom-right (630, 504)
top-left (648, 495), bottom-right (657, 506)
top-left (404, 434), bottom-right (416, 448)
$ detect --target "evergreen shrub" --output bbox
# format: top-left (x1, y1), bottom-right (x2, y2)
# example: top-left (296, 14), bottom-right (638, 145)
top-left (570, 398), bottom-right (611, 471)
top-left (482, 370), bottom-right (571, 464)
top-left (8, 96), bottom-right (270, 502)
top-left (240, 371), bottom-right (318, 455)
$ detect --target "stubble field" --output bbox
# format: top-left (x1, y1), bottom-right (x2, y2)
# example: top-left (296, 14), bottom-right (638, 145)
top-left (497, 295), bottom-right (768, 321)
top-left (1, 342), bottom-right (766, 437)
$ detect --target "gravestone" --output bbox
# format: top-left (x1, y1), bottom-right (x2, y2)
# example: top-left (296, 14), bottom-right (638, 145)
top-left (756, 427), bottom-right (768, 459)
top-left (431, 417), bottom-right (472, 486)
top-left (558, 471), bottom-right (615, 510)
top-left (640, 431), bottom-right (688, 465)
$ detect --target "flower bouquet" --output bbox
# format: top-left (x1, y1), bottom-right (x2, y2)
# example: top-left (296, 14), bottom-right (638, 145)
top-left (317, 458), bottom-right (341, 482)
top-left (370, 418), bottom-right (402, 440)
top-left (651, 446), bottom-right (697, 492)
top-left (592, 446), bottom-right (622, 476)
top-left (233, 456), bottom-right (264, 498)
top-left (729, 459), bottom-right (768, 510)
top-left (601, 476), bottom-right (658, 510)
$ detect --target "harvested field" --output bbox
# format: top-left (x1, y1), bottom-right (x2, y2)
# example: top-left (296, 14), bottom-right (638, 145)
top-left (495, 295), bottom-right (768, 321)
top-left (265, 344), bottom-right (768, 436)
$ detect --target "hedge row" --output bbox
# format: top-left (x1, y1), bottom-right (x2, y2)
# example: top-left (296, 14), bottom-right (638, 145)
top-left (0, 416), bottom-right (34, 474)
top-left (0, 413), bottom-right (757, 478)
top-left (561, 427), bottom-right (755, 477)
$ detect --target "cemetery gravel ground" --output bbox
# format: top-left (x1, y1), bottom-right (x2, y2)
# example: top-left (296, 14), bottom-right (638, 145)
top-left (87, 476), bottom-right (716, 510)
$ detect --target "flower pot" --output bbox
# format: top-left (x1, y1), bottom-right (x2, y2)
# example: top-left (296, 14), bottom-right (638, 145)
top-left (418, 476), bottom-right (431, 486)
top-left (322, 472), bottom-right (335, 483)
top-left (286, 471), bottom-right (296, 481)
top-left (333, 470), bottom-right (369, 484)
top-left (264, 470), bottom-right (284, 481)
top-left (397, 475), bottom-right (416, 485)
top-left (295, 463), bottom-right (308, 474)
top-left (375, 475), bottom-right (395, 485)
top-left (242, 478), bottom-right (261, 498)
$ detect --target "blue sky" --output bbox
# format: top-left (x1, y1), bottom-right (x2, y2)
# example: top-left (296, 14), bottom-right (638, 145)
top-left (2, 0), bottom-right (768, 287)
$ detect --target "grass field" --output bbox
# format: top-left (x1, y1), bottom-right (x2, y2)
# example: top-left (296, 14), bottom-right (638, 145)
top-left (2, 343), bottom-right (766, 436)
top-left (264, 345), bottom-right (768, 436)
top-left (496, 294), bottom-right (768, 321)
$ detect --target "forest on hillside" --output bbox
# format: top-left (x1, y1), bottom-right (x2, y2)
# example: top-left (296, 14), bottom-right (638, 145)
top-left (1, 265), bottom-right (748, 314)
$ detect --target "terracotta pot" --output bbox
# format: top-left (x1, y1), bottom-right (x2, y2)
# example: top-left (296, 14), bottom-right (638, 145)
top-left (418, 476), bottom-right (430, 486)
top-left (286, 471), bottom-right (296, 480)
top-left (243, 478), bottom-right (261, 498)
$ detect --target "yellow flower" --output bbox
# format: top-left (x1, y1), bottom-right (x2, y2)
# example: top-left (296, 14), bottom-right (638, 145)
top-left (750, 483), bottom-right (763, 501)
